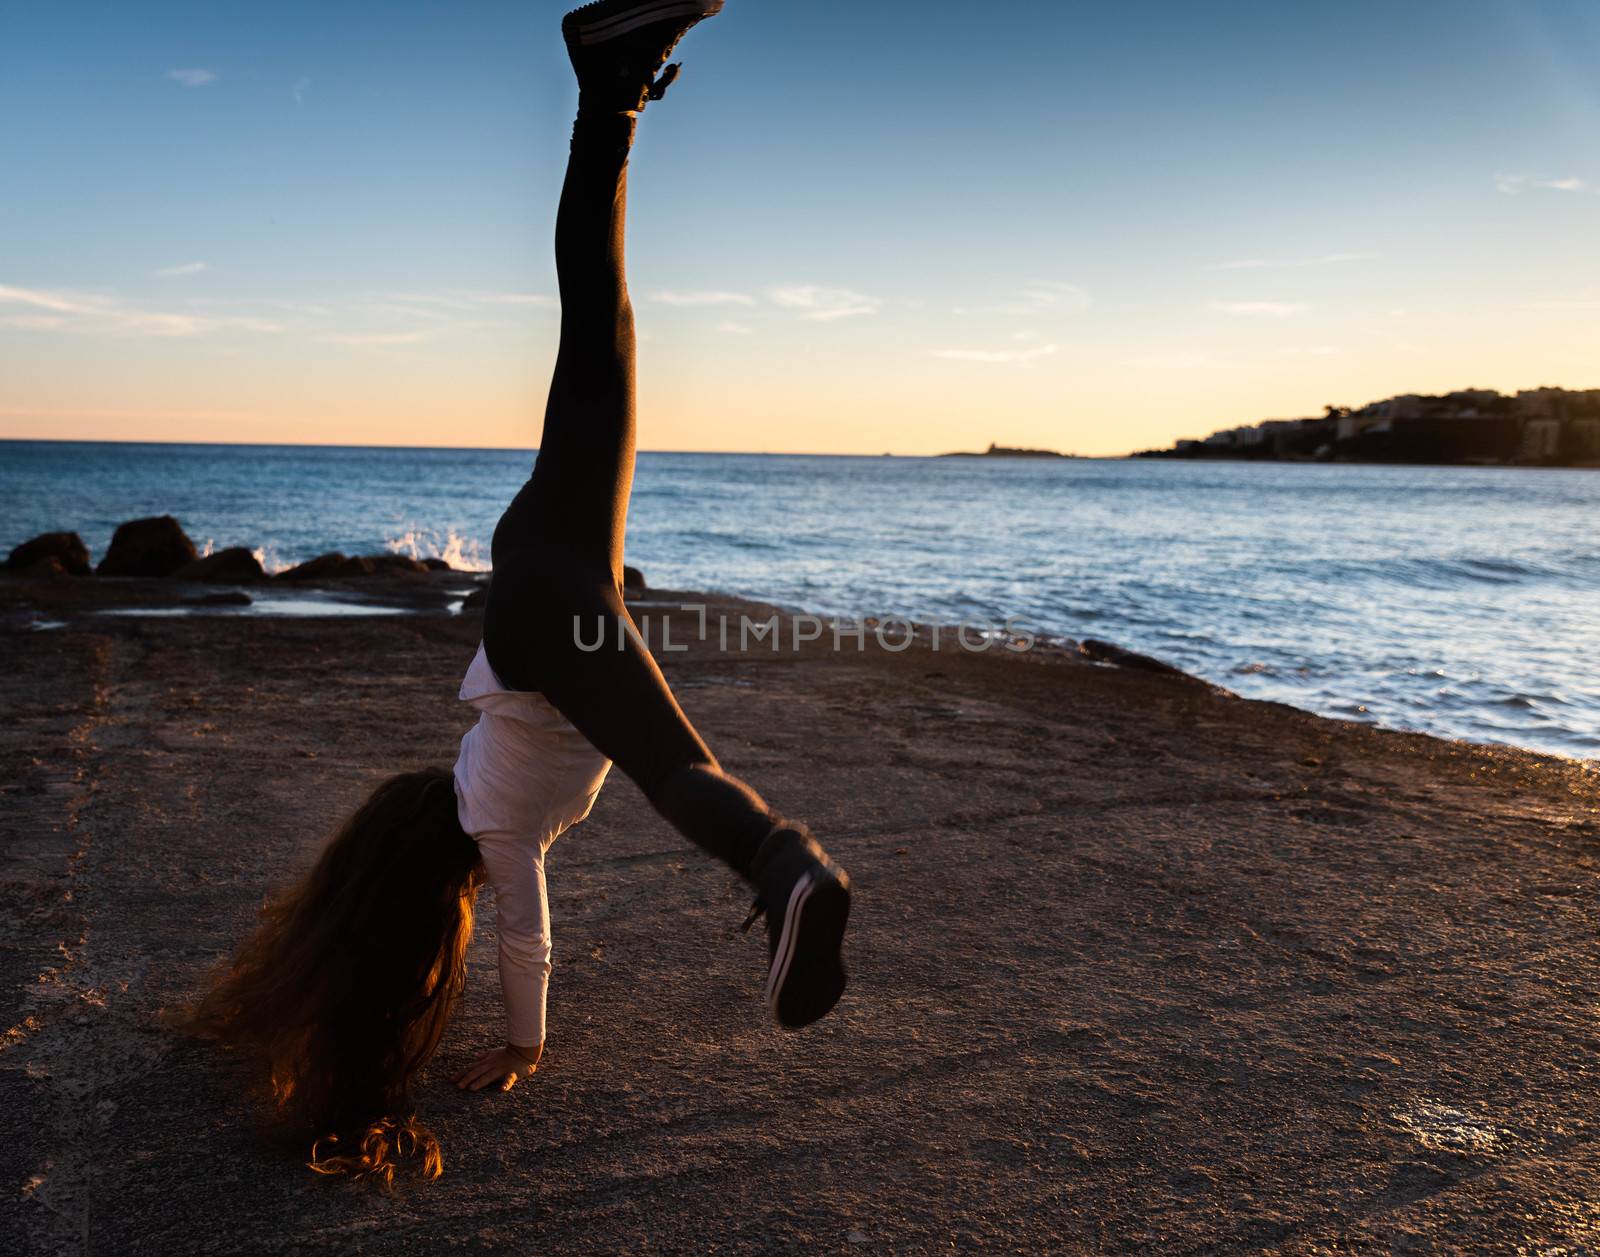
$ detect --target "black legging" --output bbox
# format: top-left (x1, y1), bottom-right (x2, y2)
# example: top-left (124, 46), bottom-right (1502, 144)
top-left (483, 110), bottom-right (778, 881)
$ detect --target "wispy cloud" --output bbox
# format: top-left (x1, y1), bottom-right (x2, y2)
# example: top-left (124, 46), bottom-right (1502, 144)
top-left (0, 284), bottom-right (280, 337)
top-left (292, 76), bottom-right (311, 105)
top-left (0, 287), bottom-right (87, 315)
top-left (716, 321), bottom-right (753, 335)
top-left (0, 281), bottom-right (572, 346)
top-left (931, 343), bottom-right (1059, 364)
top-left (1211, 252), bottom-right (1376, 270)
top-left (1494, 172), bottom-right (1586, 194)
top-left (324, 287), bottom-right (556, 340)
top-left (153, 261), bottom-right (209, 278)
top-left (368, 290), bottom-right (554, 327)
top-left (650, 289), bottom-right (754, 307)
top-left (165, 68), bottom-right (217, 88)
top-left (382, 290), bottom-right (554, 311)
top-left (954, 280), bottom-right (1091, 316)
top-left (1207, 300), bottom-right (1309, 318)
top-left (768, 284), bottom-right (881, 321)
top-left (465, 291), bottom-right (554, 307)
top-left (318, 330), bottom-right (433, 347)
top-left (1017, 281), bottom-right (1091, 312)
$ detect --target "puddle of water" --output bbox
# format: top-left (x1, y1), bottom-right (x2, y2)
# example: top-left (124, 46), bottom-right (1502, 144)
top-left (98, 597), bottom-right (413, 619)
top-left (675, 676), bottom-right (756, 690)
top-left (1393, 1100), bottom-right (1504, 1154)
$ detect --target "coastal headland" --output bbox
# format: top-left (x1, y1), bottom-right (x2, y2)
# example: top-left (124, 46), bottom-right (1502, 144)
top-left (2, 564), bottom-right (1598, 1254)
top-left (936, 443), bottom-right (1078, 459)
top-left (1137, 386), bottom-right (1600, 467)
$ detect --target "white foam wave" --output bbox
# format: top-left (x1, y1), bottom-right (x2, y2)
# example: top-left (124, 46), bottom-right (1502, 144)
top-left (251, 544), bottom-right (293, 576)
top-left (384, 527), bottom-right (490, 573)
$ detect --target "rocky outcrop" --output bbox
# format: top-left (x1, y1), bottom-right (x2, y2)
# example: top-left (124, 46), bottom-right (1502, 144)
top-left (97, 516), bottom-right (198, 578)
top-left (277, 553), bottom-right (347, 581)
top-left (360, 554), bottom-right (429, 577)
top-left (7, 531), bottom-right (92, 576)
top-left (277, 552), bottom-right (435, 580)
top-left (176, 547), bottom-right (265, 583)
top-left (1078, 638), bottom-right (1201, 682)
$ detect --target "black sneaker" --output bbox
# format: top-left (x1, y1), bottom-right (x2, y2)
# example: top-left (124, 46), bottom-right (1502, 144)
top-left (742, 825), bottom-right (851, 1028)
top-left (562, 0), bottom-right (726, 114)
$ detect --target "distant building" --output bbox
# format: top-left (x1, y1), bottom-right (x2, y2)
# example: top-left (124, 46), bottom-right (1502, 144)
top-left (1336, 413), bottom-right (1388, 442)
top-left (1521, 419), bottom-right (1563, 461)
top-left (1517, 387), bottom-right (1600, 421)
top-left (1391, 415), bottom-right (1522, 464)
top-left (1380, 395), bottom-right (1429, 421)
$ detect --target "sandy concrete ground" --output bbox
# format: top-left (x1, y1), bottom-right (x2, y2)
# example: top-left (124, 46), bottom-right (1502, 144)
top-left (1, 577), bottom-right (1597, 1254)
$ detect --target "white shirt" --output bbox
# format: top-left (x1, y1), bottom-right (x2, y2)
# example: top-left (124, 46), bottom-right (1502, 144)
top-left (453, 644), bottom-right (612, 1048)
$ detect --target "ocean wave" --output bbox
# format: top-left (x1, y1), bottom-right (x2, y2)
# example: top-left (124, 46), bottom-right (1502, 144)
top-left (665, 529), bottom-right (789, 552)
top-left (251, 544), bottom-right (293, 576)
top-left (384, 528), bottom-right (490, 572)
top-left (1278, 553), bottom-right (1578, 592)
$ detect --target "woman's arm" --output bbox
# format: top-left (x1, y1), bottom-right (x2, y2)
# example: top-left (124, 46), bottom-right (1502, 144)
top-left (454, 831), bottom-right (551, 1092)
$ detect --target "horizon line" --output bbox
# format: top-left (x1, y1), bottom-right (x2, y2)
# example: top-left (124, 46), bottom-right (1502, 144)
top-left (0, 435), bottom-right (1123, 459)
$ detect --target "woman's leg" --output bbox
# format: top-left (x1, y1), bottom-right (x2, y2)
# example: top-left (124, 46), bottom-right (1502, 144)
top-left (485, 109), bottom-right (775, 876)
top-left (484, 1), bottom-right (849, 1027)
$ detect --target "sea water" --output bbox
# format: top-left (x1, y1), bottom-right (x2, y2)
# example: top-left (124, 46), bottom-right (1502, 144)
top-left (3, 440), bottom-right (1596, 761)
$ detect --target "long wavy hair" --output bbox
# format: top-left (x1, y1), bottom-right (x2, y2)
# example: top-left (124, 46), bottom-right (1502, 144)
top-left (186, 767), bottom-right (485, 1184)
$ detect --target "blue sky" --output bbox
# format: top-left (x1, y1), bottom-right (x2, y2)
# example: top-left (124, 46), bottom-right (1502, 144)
top-left (2, 0), bottom-right (1597, 453)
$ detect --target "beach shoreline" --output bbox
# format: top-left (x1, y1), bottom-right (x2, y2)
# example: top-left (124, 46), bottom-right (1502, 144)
top-left (3, 574), bottom-right (1598, 1253)
top-left (7, 451), bottom-right (1598, 761)
top-left (5, 567), bottom-right (1594, 769)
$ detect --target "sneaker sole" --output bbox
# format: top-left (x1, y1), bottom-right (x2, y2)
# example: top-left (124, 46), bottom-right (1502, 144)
top-left (766, 869), bottom-right (850, 1028)
top-left (565, 0), bottom-right (724, 46)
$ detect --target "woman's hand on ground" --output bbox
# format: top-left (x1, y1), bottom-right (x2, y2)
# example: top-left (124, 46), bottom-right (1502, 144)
top-left (454, 1042), bottom-right (542, 1092)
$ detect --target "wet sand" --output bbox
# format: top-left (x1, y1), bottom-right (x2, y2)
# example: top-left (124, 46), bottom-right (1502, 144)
top-left (2, 575), bottom-right (1597, 1255)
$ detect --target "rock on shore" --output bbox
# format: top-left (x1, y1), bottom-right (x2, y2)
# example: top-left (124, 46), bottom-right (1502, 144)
top-left (177, 547), bottom-right (266, 583)
top-left (278, 552), bottom-right (433, 580)
top-left (276, 552), bottom-right (349, 581)
top-left (96, 515), bottom-right (198, 577)
top-left (7, 518), bottom-right (481, 586)
top-left (5, 531), bottom-right (92, 577)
